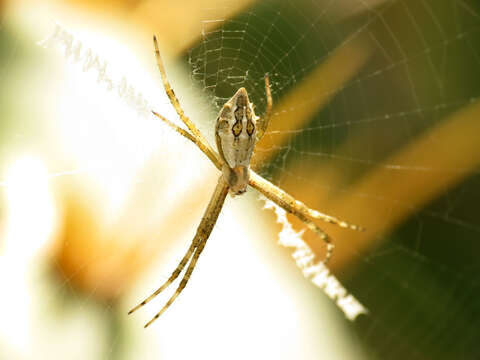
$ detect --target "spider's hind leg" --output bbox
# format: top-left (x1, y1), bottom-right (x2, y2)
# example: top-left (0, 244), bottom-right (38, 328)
top-left (144, 238), bottom-right (208, 328)
top-left (135, 176), bottom-right (229, 328)
top-left (128, 238), bottom-right (199, 315)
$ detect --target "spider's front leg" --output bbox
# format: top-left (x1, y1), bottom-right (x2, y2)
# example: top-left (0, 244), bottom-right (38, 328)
top-left (256, 74), bottom-right (272, 142)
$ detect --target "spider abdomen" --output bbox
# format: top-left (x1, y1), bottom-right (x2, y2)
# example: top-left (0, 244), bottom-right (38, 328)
top-left (215, 87), bottom-right (259, 195)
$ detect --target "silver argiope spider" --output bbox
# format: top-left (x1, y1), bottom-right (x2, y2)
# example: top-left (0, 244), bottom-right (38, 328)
top-left (128, 35), bottom-right (364, 328)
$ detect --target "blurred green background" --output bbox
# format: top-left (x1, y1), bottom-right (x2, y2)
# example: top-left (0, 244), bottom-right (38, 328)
top-left (0, 0), bottom-right (479, 359)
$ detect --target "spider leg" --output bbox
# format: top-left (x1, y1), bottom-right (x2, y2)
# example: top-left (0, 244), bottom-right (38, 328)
top-left (144, 237), bottom-right (208, 328)
top-left (295, 211), bottom-right (335, 264)
top-left (256, 74), bottom-right (272, 141)
top-left (305, 208), bottom-right (365, 232)
top-left (140, 176), bottom-right (229, 327)
top-left (153, 35), bottom-right (217, 159)
top-left (128, 238), bottom-right (199, 315)
top-left (152, 110), bottom-right (196, 143)
top-left (249, 170), bottom-right (364, 232)
top-left (151, 110), bottom-right (221, 167)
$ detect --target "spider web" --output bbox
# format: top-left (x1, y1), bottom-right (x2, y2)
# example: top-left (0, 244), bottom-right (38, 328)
top-left (184, 1), bottom-right (480, 358)
top-left (1, 0), bottom-right (480, 359)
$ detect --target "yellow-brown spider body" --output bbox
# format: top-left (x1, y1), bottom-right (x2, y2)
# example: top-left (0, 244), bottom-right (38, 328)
top-left (215, 87), bottom-right (258, 195)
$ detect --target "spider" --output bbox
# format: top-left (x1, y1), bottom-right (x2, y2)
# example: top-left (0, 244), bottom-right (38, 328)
top-left (128, 35), bottom-right (364, 328)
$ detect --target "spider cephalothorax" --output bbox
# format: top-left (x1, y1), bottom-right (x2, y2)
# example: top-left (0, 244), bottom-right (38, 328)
top-left (215, 87), bottom-right (259, 195)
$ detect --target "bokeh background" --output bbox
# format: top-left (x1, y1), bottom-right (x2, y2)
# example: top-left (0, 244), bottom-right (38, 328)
top-left (0, 0), bottom-right (479, 359)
